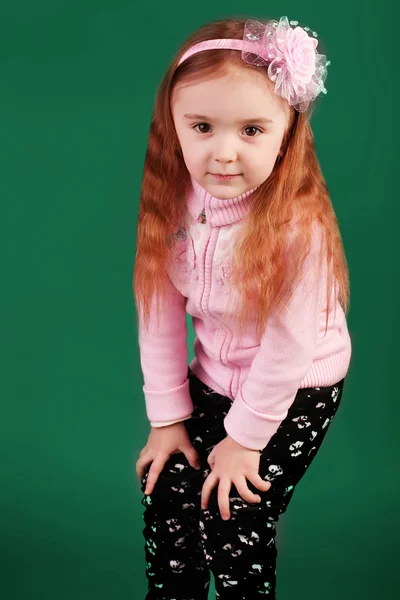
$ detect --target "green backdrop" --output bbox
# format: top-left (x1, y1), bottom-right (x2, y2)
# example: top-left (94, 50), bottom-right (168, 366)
top-left (1, 0), bottom-right (398, 598)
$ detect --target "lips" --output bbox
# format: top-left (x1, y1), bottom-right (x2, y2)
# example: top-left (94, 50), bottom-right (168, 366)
top-left (211, 173), bottom-right (241, 179)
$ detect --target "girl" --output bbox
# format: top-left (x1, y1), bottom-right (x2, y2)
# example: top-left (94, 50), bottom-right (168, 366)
top-left (133, 15), bottom-right (352, 600)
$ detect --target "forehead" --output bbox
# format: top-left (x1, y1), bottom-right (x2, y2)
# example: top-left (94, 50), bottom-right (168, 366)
top-left (172, 68), bottom-right (288, 121)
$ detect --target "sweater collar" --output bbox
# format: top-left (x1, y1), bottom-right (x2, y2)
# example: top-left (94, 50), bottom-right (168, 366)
top-left (187, 174), bottom-right (260, 227)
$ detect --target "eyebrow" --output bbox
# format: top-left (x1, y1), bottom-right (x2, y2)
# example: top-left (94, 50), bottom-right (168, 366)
top-left (183, 113), bottom-right (273, 124)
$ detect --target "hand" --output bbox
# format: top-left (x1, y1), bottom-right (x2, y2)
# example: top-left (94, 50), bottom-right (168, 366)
top-left (135, 422), bottom-right (201, 495)
top-left (201, 435), bottom-right (271, 520)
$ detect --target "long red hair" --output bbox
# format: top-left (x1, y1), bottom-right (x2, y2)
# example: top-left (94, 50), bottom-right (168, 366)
top-left (133, 17), bottom-right (350, 343)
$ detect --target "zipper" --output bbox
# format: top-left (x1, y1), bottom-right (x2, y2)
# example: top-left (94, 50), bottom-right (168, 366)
top-left (198, 209), bottom-right (206, 224)
top-left (196, 206), bottom-right (236, 396)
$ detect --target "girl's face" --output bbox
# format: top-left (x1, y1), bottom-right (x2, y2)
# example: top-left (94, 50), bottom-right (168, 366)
top-left (172, 68), bottom-right (290, 199)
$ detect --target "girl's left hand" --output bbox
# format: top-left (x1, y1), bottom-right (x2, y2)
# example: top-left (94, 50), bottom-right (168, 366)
top-left (201, 435), bottom-right (272, 520)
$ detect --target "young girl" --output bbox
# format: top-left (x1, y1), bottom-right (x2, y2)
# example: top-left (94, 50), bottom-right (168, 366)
top-left (133, 15), bottom-right (352, 600)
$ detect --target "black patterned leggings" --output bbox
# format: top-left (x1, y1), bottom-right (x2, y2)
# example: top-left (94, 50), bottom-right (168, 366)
top-left (140, 367), bottom-right (345, 599)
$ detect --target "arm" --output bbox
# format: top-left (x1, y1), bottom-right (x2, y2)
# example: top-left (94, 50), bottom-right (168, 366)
top-left (137, 274), bottom-right (194, 425)
top-left (224, 222), bottom-right (328, 450)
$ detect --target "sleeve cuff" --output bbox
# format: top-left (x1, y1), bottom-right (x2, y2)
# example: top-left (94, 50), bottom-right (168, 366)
top-left (151, 414), bottom-right (193, 427)
top-left (223, 390), bottom-right (288, 451)
top-left (144, 377), bottom-right (194, 423)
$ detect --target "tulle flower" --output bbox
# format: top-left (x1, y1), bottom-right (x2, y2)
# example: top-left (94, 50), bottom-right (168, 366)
top-left (242, 16), bottom-right (330, 112)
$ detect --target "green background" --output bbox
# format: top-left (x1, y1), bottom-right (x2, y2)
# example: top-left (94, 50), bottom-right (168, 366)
top-left (1, 0), bottom-right (397, 598)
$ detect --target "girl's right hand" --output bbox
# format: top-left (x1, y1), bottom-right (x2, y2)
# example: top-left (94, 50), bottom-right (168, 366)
top-left (135, 421), bottom-right (202, 495)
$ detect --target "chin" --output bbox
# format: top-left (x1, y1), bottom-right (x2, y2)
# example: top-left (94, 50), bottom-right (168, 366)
top-left (209, 185), bottom-right (243, 199)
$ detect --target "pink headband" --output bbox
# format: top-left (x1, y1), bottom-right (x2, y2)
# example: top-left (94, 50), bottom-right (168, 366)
top-left (177, 17), bottom-right (330, 112)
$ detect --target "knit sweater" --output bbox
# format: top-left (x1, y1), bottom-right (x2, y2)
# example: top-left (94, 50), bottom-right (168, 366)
top-left (136, 175), bottom-right (352, 450)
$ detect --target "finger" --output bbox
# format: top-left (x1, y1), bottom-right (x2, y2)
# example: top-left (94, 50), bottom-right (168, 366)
top-left (235, 475), bottom-right (263, 504)
top-left (218, 478), bottom-right (232, 520)
top-left (201, 472), bottom-right (218, 510)
top-left (144, 455), bottom-right (167, 495)
top-left (183, 445), bottom-right (201, 470)
top-left (247, 472), bottom-right (272, 493)
top-left (136, 455), bottom-right (150, 480)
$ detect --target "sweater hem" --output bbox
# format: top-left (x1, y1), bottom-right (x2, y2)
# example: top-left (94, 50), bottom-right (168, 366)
top-left (189, 343), bottom-right (352, 400)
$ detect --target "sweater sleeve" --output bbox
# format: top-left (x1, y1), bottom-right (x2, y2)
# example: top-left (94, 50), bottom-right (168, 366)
top-left (223, 222), bottom-right (329, 451)
top-left (137, 273), bottom-right (194, 425)
top-left (150, 415), bottom-right (193, 427)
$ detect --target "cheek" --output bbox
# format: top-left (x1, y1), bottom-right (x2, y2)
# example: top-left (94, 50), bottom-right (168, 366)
top-left (264, 134), bottom-right (283, 154)
top-left (182, 142), bottom-right (205, 169)
top-left (182, 150), bottom-right (201, 172)
top-left (255, 161), bottom-right (275, 181)
top-left (179, 140), bottom-right (197, 166)
top-left (251, 141), bottom-right (280, 167)
top-left (260, 136), bottom-right (283, 161)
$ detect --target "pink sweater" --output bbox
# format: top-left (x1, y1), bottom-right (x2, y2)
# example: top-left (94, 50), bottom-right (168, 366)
top-left (137, 175), bottom-right (352, 450)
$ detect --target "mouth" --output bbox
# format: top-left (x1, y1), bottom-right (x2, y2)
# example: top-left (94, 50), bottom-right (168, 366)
top-left (211, 173), bottom-right (241, 180)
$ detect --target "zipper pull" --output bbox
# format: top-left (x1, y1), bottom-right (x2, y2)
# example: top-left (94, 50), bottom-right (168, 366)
top-left (198, 209), bottom-right (206, 224)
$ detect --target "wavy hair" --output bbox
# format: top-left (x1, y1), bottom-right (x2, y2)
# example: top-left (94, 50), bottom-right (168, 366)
top-left (133, 17), bottom-right (350, 343)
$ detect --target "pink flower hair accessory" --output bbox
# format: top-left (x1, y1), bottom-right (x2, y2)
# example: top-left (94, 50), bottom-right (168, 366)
top-left (242, 17), bottom-right (330, 111)
top-left (177, 16), bottom-right (331, 112)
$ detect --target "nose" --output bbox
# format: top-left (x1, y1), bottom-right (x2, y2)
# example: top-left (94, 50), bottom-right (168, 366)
top-left (212, 135), bottom-right (238, 163)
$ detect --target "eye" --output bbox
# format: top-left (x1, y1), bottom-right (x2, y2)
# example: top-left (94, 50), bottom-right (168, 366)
top-left (192, 123), bottom-right (263, 137)
top-left (243, 126), bottom-right (262, 137)
top-left (193, 123), bottom-right (212, 134)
